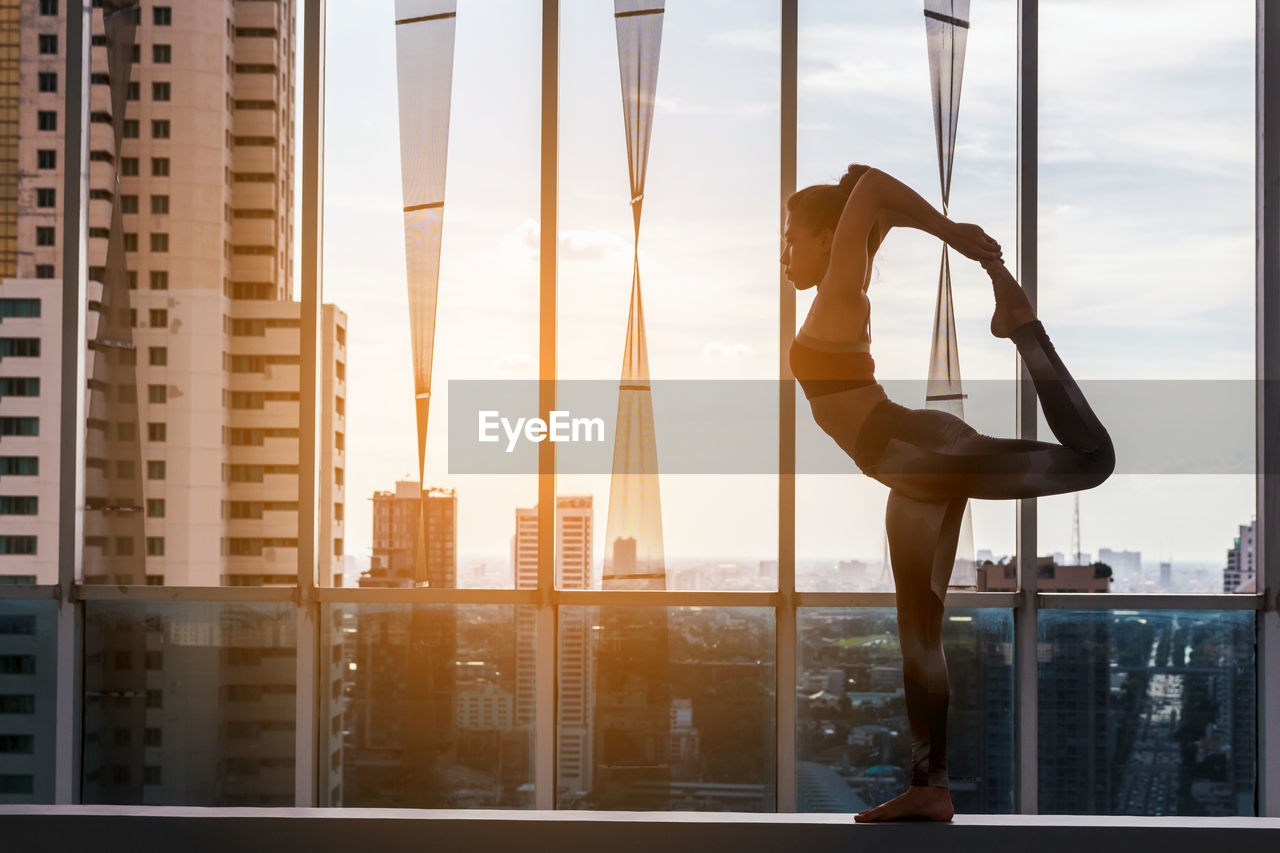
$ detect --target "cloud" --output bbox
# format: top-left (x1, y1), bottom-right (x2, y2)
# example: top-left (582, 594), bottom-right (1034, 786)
top-left (654, 95), bottom-right (777, 119)
top-left (494, 350), bottom-right (534, 372)
top-left (509, 219), bottom-right (631, 262)
top-left (708, 27), bottom-right (780, 56)
top-left (702, 340), bottom-right (754, 361)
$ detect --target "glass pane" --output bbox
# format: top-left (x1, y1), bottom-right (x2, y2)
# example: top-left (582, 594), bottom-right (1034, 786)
top-left (81, 602), bottom-right (296, 805)
top-left (796, 1), bottom-right (1018, 591)
top-left (797, 607), bottom-right (1014, 813)
top-left (323, 2), bottom-right (540, 589)
top-left (1039, 2), bottom-right (1255, 593)
top-left (321, 603), bottom-right (532, 808)
top-left (555, 1), bottom-right (777, 591)
top-left (0, 601), bottom-right (56, 803)
top-left (55, 3), bottom-right (316, 587)
top-left (559, 606), bottom-right (775, 810)
top-left (1038, 609), bottom-right (1255, 815)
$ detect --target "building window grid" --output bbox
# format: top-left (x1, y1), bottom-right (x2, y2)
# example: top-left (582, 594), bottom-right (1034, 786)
top-left (2, 1), bottom-right (1272, 820)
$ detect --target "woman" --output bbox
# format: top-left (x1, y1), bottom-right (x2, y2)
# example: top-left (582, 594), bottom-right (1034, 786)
top-left (784, 164), bottom-right (1115, 822)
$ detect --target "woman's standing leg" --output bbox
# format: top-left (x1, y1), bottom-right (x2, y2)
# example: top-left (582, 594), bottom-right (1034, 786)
top-left (856, 489), bottom-right (966, 821)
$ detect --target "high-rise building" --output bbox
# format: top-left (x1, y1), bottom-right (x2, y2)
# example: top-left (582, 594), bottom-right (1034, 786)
top-left (511, 495), bottom-right (595, 803)
top-left (0, 0), bottom-right (345, 806)
top-left (369, 481), bottom-right (455, 588)
top-left (0, 0), bottom-right (346, 587)
top-left (1224, 519), bottom-right (1256, 593)
top-left (0, 281), bottom-right (58, 584)
top-left (344, 483), bottom-right (458, 806)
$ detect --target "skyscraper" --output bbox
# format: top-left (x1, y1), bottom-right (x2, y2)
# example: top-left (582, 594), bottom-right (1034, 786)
top-left (0, 0), bottom-right (346, 587)
top-left (0, 0), bottom-right (344, 805)
top-left (511, 495), bottom-right (594, 803)
top-left (1224, 519), bottom-right (1256, 593)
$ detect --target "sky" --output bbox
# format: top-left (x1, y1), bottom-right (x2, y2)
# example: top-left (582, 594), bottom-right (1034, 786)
top-left (315, 0), bottom-right (1258, 580)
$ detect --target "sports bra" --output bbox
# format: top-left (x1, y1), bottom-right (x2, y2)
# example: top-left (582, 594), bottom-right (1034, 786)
top-left (789, 306), bottom-right (876, 401)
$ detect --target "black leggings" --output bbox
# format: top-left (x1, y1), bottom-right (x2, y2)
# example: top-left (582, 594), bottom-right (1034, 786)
top-left (851, 319), bottom-right (1115, 788)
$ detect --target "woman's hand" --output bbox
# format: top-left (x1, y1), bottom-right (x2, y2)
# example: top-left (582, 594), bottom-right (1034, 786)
top-left (947, 222), bottom-right (1002, 264)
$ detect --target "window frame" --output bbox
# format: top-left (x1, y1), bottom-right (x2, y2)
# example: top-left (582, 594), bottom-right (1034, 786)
top-left (10, 0), bottom-right (1276, 820)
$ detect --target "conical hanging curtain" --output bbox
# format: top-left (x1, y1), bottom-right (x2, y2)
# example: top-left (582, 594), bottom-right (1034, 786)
top-left (593, 0), bottom-right (672, 813)
top-left (393, 0), bottom-right (456, 584)
top-left (83, 0), bottom-right (145, 584)
top-left (602, 0), bottom-right (666, 592)
top-left (924, 0), bottom-right (977, 586)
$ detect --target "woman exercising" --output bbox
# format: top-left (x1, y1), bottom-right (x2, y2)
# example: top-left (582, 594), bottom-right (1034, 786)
top-left (784, 164), bottom-right (1115, 822)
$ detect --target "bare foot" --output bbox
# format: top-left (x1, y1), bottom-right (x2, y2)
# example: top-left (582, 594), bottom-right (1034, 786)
top-left (854, 785), bottom-right (955, 822)
top-left (984, 259), bottom-right (1037, 338)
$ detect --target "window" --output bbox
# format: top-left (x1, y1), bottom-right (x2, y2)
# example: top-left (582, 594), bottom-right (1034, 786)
top-left (150, 271), bottom-right (169, 290)
top-left (147, 423), bottom-right (166, 442)
top-left (0, 338), bottom-right (40, 357)
top-left (115, 537), bottom-right (134, 557)
top-left (146, 499), bottom-right (165, 519)
top-left (36, 188), bottom-right (55, 208)
top-left (151, 119), bottom-right (170, 139)
top-left (146, 537), bottom-right (165, 557)
top-left (0, 457), bottom-right (38, 476)
top-left (38, 34), bottom-right (56, 54)
top-left (151, 195), bottom-right (169, 214)
top-left (0, 299), bottom-right (40, 318)
top-left (37, 72), bottom-right (56, 93)
top-left (146, 461), bottom-right (165, 480)
top-left (121, 157), bottom-right (139, 176)
top-left (150, 233), bottom-right (169, 252)
top-left (35, 227), bottom-right (55, 246)
top-left (151, 157), bottom-right (170, 177)
top-left (120, 194), bottom-right (138, 214)
top-left (148, 384), bottom-right (167, 403)
top-left (122, 118), bottom-right (139, 139)
top-left (35, 265), bottom-right (54, 279)
top-left (37, 149), bottom-right (55, 169)
top-left (152, 82), bottom-right (171, 101)
top-left (39, 0), bottom-right (57, 15)
top-left (0, 538), bottom-right (37, 556)
top-left (131, 43), bottom-right (140, 63)
top-left (149, 309), bottom-right (168, 328)
top-left (0, 497), bottom-right (38, 515)
top-left (37, 111), bottom-right (56, 131)
top-left (122, 233), bottom-right (137, 251)
top-left (127, 81), bottom-right (140, 101)
top-left (153, 44), bottom-right (171, 63)
top-left (0, 417), bottom-right (38, 436)
top-left (154, 6), bottom-right (171, 25)
top-left (0, 378), bottom-right (39, 397)
top-left (148, 347), bottom-right (167, 366)
top-left (0, 696), bottom-right (34, 715)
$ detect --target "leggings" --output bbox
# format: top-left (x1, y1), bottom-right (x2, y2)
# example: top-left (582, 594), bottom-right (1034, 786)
top-left (851, 319), bottom-right (1115, 788)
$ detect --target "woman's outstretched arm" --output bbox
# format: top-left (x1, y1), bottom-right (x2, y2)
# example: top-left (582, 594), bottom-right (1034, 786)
top-left (863, 169), bottom-right (1002, 263)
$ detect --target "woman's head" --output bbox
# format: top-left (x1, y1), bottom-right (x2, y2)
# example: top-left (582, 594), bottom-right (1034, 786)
top-left (781, 163), bottom-right (883, 290)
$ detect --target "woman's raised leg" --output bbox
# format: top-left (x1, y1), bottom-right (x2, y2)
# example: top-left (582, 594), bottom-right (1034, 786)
top-left (853, 317), bottom-right (1114, 502)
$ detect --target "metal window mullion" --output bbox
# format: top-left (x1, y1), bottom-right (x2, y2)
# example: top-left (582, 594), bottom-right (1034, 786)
top-left (55, 0), bottom-right (90, 806)
top-left (1014, 0), bottom-right (1039, 816)
top-left (535, 0), bottom-right (558, 812)
top-left (295, 0), bottom-right (326, 809)
top-left (775, 0), bottom-right (798, 815)
top-left (1257, 0), bottom-right (1280, 819)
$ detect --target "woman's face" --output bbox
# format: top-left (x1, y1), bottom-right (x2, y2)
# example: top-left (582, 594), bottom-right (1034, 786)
top-left (781, 213), bottom-right (833, 291)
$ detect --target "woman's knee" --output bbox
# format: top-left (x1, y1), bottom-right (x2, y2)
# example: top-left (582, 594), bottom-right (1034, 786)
top-left (1079, 433), bottom-right (1115, 488)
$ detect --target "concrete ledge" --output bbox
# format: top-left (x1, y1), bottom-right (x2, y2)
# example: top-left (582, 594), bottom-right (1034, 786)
top-left (1, 806), bottom-right (1278, 853)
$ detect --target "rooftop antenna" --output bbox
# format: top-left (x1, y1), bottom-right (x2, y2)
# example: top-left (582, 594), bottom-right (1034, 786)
top-left (1072, 493), bottom-right (1082, 564)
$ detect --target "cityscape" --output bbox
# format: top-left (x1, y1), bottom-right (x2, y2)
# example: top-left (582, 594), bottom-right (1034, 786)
top-left (0, 0), bottom-right (1267, 821)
